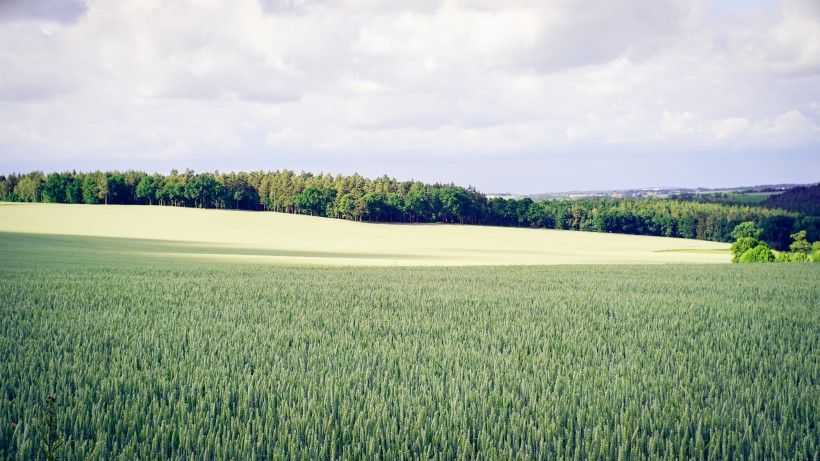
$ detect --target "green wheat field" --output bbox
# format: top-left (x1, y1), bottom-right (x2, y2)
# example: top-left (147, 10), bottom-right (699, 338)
top-left (1, 204), bottom-right (817, 460)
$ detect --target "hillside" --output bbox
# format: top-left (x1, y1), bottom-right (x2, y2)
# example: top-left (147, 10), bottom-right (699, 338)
top-left (0, 203), bottom-right (729, 266)
top-left (762, 183), bottom-right (820, 215)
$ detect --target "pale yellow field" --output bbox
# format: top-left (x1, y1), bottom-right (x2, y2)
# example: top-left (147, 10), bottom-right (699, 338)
top-left (0, 203), bottom-right (731, 266)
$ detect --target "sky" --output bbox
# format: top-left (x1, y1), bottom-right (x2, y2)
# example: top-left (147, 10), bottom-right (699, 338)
top-left (0, 0), bottom-right (818, 193)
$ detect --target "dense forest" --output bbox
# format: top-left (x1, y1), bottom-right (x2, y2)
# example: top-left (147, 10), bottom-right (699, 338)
top-left (762, 184), bottom-right (820, 216)
top-left (1, 170), bottom-right (817, 250)
top-left (669, 183), bottom-right (820, 215)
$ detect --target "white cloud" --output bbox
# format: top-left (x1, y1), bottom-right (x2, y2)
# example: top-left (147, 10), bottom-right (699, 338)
top-left (745, 109), bottom-right (820, 147)
top-left (712, 117), bottom-right (751, 141)
top-left (660, 111), bottom-right (699, 136)
top-left (0, 0), bottom-right (818, 190)
top-left (707, 110), bottom-right (820, 147)
top-left (266, 126), bottom-right (305, 147)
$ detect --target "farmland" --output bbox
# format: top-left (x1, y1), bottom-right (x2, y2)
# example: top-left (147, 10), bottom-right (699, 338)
top-left (0, 203), bottom-right (730, 266)
top-left (1, 204), bottom-right (818, 460)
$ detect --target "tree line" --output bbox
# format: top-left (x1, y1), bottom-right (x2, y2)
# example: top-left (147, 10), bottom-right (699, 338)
top-left (1, 169), bottom-right (817, 250)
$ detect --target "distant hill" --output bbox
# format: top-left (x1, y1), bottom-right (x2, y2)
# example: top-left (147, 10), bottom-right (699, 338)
top-left (522, 183), bottom-right (806, 202)
top-left (762, 183), bottom-right (820, 216)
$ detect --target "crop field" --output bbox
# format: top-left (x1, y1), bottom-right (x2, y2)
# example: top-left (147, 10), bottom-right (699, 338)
top-left (1, 264), bottom-right (818, 459)
top-left (0, 203), bottom-right (730, 266)
top-left (0, 204), bottom-right (817, 460)
top-left (728, 192), bottom-right (779, 205)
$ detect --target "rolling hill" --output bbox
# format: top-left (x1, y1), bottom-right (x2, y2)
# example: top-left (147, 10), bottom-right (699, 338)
top-left (0, 203), bottom-right (729, 266)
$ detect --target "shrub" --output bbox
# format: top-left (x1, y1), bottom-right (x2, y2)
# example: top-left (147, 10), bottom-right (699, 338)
top-left (789, 231), bottom-right (811, 254)
top-left (776, 252), bottom-right (813, 263)
top-left (730, 237), bottom-right (759, 263)
top-left (739, 243), bottom-right (775, 263)
top-left (789, 252), bottom-right (810, 262)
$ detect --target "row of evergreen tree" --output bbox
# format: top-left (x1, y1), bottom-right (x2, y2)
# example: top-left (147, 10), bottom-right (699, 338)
top-left (1, 170), bottom-right (817, 250)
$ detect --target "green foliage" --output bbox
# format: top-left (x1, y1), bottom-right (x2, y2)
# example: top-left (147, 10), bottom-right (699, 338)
top-left (105, 173), bottom-right (126, 204)
top-left (159, 180), bottom-right (184, 206)
top-left (773, 233), bottom-right (819, 263)
top-left (405, 182), bottom-right (432, 222)
top-left (776, 252), bottom-right (811, 263)
top-left (94, 172), bottom-right (109, 204)
top-left (730, 221), bottom-right (763, 240)
top-left (42, 173), bottom-right (68, 203)
top-left (13, 173), bottom-right (43, 202)
top-left (762, 183), bottom-right (820, 215)
top-left (65, 178), bottom-right (82, 204)
top-left (789, 230), bottom-right (811, 253)
top-left (385, 193), bottom-right (405, 221)
top-left (524, 201), bottom-right (551, 228)
top-left (361, 192), bottom-right (386, 221)
top-left (135, 175), bottom-right (158, 205)
top-left (184, 172), bottom-right (221, 208)
top-left (669, 190), bottom-right (779, 206)
top-left (0, 174), bottom-right (14, 201)
top-left (738, 243), bottom-right (775, 263)
top-left (437, 186), bottom-right (472, 223)
top-left (293, 186), bottom-right (321, 215)
top-left (294, 187), bottom-right (336, 217)
top-left (337, 193), bottom-right (356, 220)
top-left (730, 237), bottom-right (759, 263)
top-left (81, 174), bottom-right (101, 204)
top-left (1, 264), bottom-right (818, 459)
top-left (790, 251), bottom-right (810, 262)
top-left (759, 215), bottom-right (797, 251)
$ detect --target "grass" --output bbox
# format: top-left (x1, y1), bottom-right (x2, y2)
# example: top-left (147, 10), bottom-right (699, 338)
top-left (0, 203), bottom-right (730, 266)
top-left (727, 192), bottom-right (779, 205)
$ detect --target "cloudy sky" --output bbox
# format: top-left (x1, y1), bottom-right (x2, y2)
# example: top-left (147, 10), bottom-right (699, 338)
top-left (0, 0), bottom-right (818, 192)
